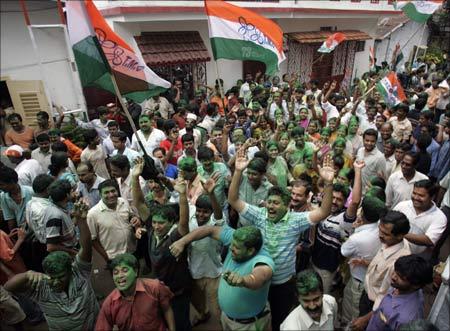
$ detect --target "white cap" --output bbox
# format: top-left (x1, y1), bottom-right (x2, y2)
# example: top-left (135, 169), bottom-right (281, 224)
top-left (3, 145), bottom-right (24, 157)
top-left (186, 113), bottom-right (197, 121)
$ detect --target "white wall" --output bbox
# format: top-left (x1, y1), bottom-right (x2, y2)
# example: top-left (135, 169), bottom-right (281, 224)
top-left (0, 9), bottom-right (82, 110)
top-left (375, 20), bottom-right (429, 68)
top-left (112, 16), bottom-right (379, 91)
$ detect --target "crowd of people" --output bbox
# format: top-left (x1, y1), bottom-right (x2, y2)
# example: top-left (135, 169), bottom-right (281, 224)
top-left (0, 59), bottom-right (449, 331)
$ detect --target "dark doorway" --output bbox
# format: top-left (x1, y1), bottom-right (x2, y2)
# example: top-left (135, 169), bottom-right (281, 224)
top-left (243, 60), bottom-right (267, 81)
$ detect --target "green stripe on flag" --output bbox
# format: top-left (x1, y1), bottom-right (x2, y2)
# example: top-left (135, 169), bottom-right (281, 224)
top-left (401, 2), bottom-right (432, 23)
top-left (210, 37), bottom-right (280, 75)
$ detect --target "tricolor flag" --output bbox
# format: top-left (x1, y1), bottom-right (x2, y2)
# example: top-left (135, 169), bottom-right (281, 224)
top-left (204, 0), bottom-right (285, 75)
top-left (66, 0), bottom-right (171, 103)
top-left (376, 72), bottom-right (407, 107)
top-left (318, 32), bottom-right (346, 53)
top-left (369, 46), bottom-right (375, 71)
top-left (395, 1), bottom-right (442, 24)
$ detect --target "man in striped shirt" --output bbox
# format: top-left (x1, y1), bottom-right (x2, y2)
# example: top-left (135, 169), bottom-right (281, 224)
top-left (228, 151), bottom-right (335, 331)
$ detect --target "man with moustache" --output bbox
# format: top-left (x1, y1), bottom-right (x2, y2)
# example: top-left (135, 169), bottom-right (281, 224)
top-left (376, 122), bottom-right (394, 153)
top-left (281, 270), bottom-right (338, 331)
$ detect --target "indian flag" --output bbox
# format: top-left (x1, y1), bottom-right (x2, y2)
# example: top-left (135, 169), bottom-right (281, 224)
top-left (318, 32), bottom-right (346, 53)
top-left (395, 1), bottom-right (442, 23)
top-left (66, 0), bottom-right (170, 103)
top-left (204, 0), bottom-right (285, 75)
top-left (376, 72), bottom-right (407, 107)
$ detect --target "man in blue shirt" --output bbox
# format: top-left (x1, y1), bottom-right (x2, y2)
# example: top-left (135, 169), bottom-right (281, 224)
top-left (169, 225), bottom-right (275, 331)
top-left (367, 254), bottom-right (433, 331)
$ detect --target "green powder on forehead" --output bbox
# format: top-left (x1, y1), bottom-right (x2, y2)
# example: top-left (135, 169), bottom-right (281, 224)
top-left (178, 157), bottom-right (197, 171)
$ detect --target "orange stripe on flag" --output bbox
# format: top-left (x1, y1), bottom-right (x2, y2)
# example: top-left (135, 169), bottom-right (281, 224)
top-left (85, 0), bottom-right (133, 52)
top-left (204, 0), bottom-right (283, 53)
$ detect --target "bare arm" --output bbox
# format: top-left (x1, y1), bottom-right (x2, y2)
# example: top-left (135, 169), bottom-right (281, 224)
top-left (92, 239), bottom-right (109, 263)
top-left (47, 243), bottom-right (78, 256)
top-left (131, 157), bottom-right (150, 221)
top-left (73, 201), bottom-right (92, 263)
top-left (404, 233), bottom-right (434, 247)
top-left (162, 305), bottom-right (176, 331)
top-left (435, 186), bottom-right (446, 207)
top-left (174, 178), bottom-right (189, 236)
top-left (346, 161), bottom-right (364, 218)
top-left (309, 156), bottom-right (335, 223)
top-left (223, 264), bottom-right (273, 290)
top-left (228, 161), bottom-right (248, 213)
top-left (4, 270), bottom-right (49, 294)
top-left (201, 173), bottom-right (223, 220)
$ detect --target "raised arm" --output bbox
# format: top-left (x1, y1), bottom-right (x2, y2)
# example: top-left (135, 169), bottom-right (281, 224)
top-left (174, 177), bottom-right (189, 236)
top-left (130, 157), bottom-right (150, 221)
top-left (346, 160), bottom-right (364, 218)
top-left (228, 149), bottom-right (250, 213)
top-left (201, 172), bottom-right (223, 220)
top-left (309, 155), bottom-right (335, 223)
top-left (72, 201), bottom-right (92, 263)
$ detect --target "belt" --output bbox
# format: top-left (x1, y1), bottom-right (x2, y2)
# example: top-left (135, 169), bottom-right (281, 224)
top-left (226, 309), bottom-right (270, 324)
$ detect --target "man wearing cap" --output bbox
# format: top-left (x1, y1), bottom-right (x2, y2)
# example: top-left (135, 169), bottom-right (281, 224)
top-left (4, 145), bottom-right (43, 187)
top-left (144, 94), bottom-right (173, 120)
top-left (180, 113), bottom-right (202, 148)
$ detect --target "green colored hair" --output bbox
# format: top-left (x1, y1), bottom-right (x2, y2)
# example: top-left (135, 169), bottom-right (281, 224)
top-left (297, 270), bottom-right (323, 295)
top-left (361, 196), bottom-right (387, 223)
top-left (266, 140), bottom-right (279, 151)
top-left (110, 253), bottom-right (139, 273)
top-left (321, 127), bottom-right (331, 135)
top-left (333, 137), bottom-right (347, 148)
top-left (268, 186), bottom-right (291, 206)
top-left (42, 251), bottom-right (72, 275)
top-left (233, 226), bottom-right (263, 252)
top-left (178, 157), bottom-right (197, 172)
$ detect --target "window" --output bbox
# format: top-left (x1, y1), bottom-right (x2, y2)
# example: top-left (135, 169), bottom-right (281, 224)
top-left (351, 0), bottom-right (361, 2)
top-left (370, 0), bottom-right (380, 3)
top-left (355, 41), bottom-right (365, 52)
top-left (320, 26), bottom-right (333, 31)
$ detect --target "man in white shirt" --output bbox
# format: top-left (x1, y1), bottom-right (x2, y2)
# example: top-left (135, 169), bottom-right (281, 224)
top-left (131, 114), bottom-right (165, 156)
top-left (356, 129), bottom-right (387, 192)
top-left (109, 154), bottom-right (147, 207)
top-left (187, 176), bottom-right (224, 325)
top-left (102, 121), bottom-right (131, 157)
top-left (75, 106), bottom-right (111, 140)
top-left (281, 270), bottom-right (337, 331)
top-left (394, 179), bottom-right (447, 257)
top-left (386, 152), bottom-right (428, 209)
top-left (383, 138), bottom-right (397, 177)
top-left (320, 81), bottom-right (344, 120)
top-left (32, 133), bottom-right (52, 173)
top-left (143, 94), bottom-right (173, 119)
top-left (239, 73), bottom-right (253, 106)
top-left (4, 145), bottom-right (42, 187)
top-left (111, 131), bottom-right (140, 167)
top-left (340, 196), bottom-right (385, 324)
top-left (269, 92), bottom-right (289, 123)
top-left (87, 179), bottom-right (141, 265)
top-left (179, 113), bottom-right (201, 148)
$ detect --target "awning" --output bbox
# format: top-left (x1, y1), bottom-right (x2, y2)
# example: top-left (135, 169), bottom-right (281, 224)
top-left (135, 31), bottom-right (211, 66)
top-left (287, 30), bottom-right (371, 44)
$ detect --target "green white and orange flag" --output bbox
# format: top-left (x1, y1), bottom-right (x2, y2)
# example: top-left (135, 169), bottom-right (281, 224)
top-left (66, 0), bottom-right (170, 102)
top-left (376, 71), bottom-right (407, 107)
top-left (395, 1), bottom-right (443, 23)
top-left (204, 0), bottom-right (285, 75)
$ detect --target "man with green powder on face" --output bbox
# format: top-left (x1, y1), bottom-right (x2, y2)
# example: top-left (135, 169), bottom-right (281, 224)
top-left (228, 149), bottom-right (335, 331)
top-left (4, 201), bottom-right (99, 330)
top-left (170, 225), bottom-right (275, 331)
top-left (95, 253), bottom-right (176, 331)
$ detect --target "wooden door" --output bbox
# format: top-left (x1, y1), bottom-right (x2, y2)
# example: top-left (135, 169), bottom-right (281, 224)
top-left (243, 60), bottom-right (267, 80)
top-left (310, 52), bottom-right (333, 88)
top-left (6, 80), bottom-right (51, 129)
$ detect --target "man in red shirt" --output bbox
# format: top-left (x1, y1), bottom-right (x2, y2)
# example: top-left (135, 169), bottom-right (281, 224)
top-left (160, 120), bottom-right (183, 165)
top-left (95, 253), bottom-right (175, 331)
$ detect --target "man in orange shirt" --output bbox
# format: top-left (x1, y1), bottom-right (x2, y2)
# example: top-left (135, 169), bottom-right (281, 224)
top-left (4, 113), bottom-right (34, 149)
top-left (48, 128), bottom-right (82, 164)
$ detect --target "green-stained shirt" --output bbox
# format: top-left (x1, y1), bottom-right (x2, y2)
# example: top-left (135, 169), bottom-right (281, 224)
top-left (197, 162), bottom-right (230, 208)
top-left (286, 142), bottom-right (314, 168)
top-left (267, 156), bottom-right (290, 189)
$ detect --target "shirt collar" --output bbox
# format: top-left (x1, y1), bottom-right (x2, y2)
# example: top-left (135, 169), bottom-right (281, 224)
top-left (301, 298), bottom-right (334, 328)
top-left (381, 240), bottom-right (406, 259)
top-left (99, 198), bottom-right (123, 212)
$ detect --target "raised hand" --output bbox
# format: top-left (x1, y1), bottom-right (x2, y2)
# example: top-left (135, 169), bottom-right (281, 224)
top-left (72, 200), bottom-right (89, 220)
top-left (353, 160), bottom-right (365, 170)
top-left (235, 149), bottom-right (250, 171)
top-left (130, 216), bottom-right (142, 228)
top-left (174, 177), bottom-right (188, 194)
top-left (131, 156), bottom-right (145, 178)
top-left (318, 154), bottom-right (334, 183)
top-left (201, 172), bottom-right (220, 194)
